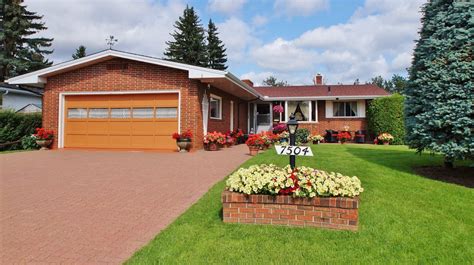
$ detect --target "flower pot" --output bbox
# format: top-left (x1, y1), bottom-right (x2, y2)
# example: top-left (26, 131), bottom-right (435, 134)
top-left (280, 138), bottom-right (288, 144)
top-left (205, 142), bottom-right (219, 151)
top-left (313, 140), bottom-right (320, 145)
top-left (176, 139), bottom-right (191, 152)
top-left (248, 146), bottom-right (259, 156)
top-left (36, 139), bottom-right (52, 150)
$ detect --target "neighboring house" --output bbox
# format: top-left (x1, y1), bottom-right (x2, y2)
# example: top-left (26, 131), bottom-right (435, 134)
top-left (6, 49), bottom-right (389, 151)
top-left (0, 83), bottom-right (42, 112)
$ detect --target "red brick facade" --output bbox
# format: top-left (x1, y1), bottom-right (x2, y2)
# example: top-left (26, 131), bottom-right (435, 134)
top-left (207, 87), bottom-right (248, 134)
top-left (222, 190), bottom-right (359, 231)
top-left (298, 100), bottom-right (367, 136)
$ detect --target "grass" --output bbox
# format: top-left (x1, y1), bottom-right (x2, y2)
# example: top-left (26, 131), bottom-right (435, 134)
top-left (127, 144), bottom-right (473, 264)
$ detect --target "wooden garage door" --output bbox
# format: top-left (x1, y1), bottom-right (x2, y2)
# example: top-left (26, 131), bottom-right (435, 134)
top-left (64, 94), bottom-right (179, 150)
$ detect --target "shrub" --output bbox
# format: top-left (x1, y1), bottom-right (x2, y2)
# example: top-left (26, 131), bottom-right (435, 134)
top-left (0, 110), bottom-right (42, 150)
top-left (226, 164), bottom-right (363, 198)
top-left (295, 128), bottom-right (310, 144)
top-left (21, 135), bottom-right (39, 150)
top-left (367, 94), bottom-right (405, 145)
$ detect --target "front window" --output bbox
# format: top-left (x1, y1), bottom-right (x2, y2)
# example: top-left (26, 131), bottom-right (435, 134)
top-left (210, 94), bottom-right (222, 119)
top-left (333, 101), bottom-right (358, 117)
top-left (287, 101), bottom-right (310, 121)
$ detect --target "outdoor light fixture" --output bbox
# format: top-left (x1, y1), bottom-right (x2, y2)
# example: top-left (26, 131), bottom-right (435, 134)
top-left (287, 114), bottom-right (299, 169)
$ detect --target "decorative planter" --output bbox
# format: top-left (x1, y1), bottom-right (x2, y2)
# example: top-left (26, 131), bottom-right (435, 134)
top-left (248, 146), bottom-right (259, 156)
top-left (205, 142), bottom-right (220, 151)
top-left (222, 190), bottom-right (359, 231)
top-left (176, 139), bottom-right (191, 152)
top-left (36, 139), bottom-right (52, 150)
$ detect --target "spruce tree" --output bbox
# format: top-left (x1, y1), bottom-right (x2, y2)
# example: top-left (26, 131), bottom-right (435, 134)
top-left (0, 0), bottom-right (53, 81)
top-left (206, 19), bottom-right (227, 70)
top-left (405, 0), bottom-right (473, 167)
top-left (72, 45), bottom-right (86, 59)
top-left (164, 5), bottom-right (206, 67)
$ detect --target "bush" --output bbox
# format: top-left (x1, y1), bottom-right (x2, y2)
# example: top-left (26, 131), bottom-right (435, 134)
top-left (295, 128), bottom-right (310, 144)
top-left (367, 94), bottom-right (405, 145)
top-left (0, 110), bottom-right (42, 150)
top-left (21, 135), bottom-right (39, 150)
top-left (226, 164), bottom-right (363, 198)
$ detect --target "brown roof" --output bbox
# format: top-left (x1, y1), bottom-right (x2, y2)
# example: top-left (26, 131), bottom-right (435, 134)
top-left (254, 84), bottom-right (389, 98)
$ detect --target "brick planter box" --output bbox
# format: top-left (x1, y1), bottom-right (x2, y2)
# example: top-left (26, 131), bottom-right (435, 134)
top-left (221, 190), bottom-right (359, 231)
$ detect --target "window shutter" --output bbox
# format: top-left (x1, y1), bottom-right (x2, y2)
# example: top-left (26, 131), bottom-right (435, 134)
top-left (357, 100), bottom-right (366, 117)
top-left (325, 101), bottom-right (333, 118)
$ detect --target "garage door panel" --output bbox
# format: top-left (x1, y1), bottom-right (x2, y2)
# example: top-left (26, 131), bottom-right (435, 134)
top-left (154, 136), bottom-right (176, 149)
top-left (155, 122), bottom-right (178, 135)
top-left (65, 122), bottom-right (88, 134)
top-left (87, 122), bottom-right (109, 135)
top-left (64, 93), bottom-right (178, 150)
top-left (108, 135), bottom-right (131, 148)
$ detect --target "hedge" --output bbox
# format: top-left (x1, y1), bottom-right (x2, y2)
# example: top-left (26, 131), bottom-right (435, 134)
top-left (0, 110), bottom-right (42, 150)
top-left (367, 94), bottom-right (405, 145)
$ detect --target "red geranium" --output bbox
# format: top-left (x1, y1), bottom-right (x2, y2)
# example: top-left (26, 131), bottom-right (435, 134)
top-left (172, 130), bottom-right (193, 140)
top-left (245, 134), bottom-right (265, 147)
top-left (337, 131), bottom-right (351, 142)
top-left (34, 128), bottom-right (54, 140)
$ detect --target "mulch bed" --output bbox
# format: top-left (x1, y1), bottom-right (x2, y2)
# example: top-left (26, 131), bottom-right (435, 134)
top-left (414, 166), bottom-right (474, 188)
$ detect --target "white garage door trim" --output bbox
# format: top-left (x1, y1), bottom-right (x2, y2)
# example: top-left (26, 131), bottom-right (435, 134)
top-left (58, 90), bottom-right (181, 148)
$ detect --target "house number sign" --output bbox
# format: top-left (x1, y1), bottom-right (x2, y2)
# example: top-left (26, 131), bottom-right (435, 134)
top-left (275, 145), bottom-right (314, 156)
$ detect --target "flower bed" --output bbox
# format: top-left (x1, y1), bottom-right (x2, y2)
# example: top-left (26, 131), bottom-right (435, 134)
top-left (222, 164), bottom-right (363, 230)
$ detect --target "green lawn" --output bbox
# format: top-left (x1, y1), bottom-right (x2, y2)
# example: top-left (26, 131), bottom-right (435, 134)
top-left (127, 144), bottom-right (473, 264)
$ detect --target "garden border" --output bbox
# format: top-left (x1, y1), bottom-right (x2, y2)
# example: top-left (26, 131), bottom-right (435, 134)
top-left (222, 190), bottom-right (359, 231)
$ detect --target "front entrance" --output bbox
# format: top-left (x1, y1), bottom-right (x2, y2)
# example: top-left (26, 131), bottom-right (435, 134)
top-left (255, 103), bottom-right (271, 133)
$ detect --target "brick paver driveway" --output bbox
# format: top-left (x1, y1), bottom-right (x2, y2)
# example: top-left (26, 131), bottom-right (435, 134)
top-left (1, 145), bottom-right (250, 264)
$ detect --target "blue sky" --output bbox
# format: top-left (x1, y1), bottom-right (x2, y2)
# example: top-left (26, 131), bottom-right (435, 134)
top-left (26, 0), bottom-right (425, 85)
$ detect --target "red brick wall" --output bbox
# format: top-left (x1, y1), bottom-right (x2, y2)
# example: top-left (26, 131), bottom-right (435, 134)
top-left (298, 100), bottom-right (367, 137)
top-left (207, 86), bottom-right (248, 134)
top-left (222, 191), bottom-right (359, 231)
top-left (43, 58), bottom-right (204, 149)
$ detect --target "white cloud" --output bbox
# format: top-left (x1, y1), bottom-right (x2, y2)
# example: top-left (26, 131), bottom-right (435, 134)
top-left (208, 0), bottom-right (247, 15)
top-left (249, 0), bottom-right (424, 84)
top-left (240, 71), bottom-right (274, 86)
top-left (274, 0), bottom-right (329, 17)
top-left (251, 38), bottom-right (317, 72)
top-left (251, 15), bottom-right (268, 27)
top-left (24, 0), bottom-right (185, 63)
top-left (217, 17), bottom-right (259, 62)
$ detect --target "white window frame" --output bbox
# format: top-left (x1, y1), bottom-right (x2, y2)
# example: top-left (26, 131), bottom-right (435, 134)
top-left (209, 94), bottom-right (222, 120)
top-left (284, 100), bottom-right (318, 123)
top-left (329, 100), bottom-right (361, 118)
top-left (230, 100), bottom-right (234, 131)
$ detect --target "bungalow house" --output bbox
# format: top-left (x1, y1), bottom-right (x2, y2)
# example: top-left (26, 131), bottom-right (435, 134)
top-left (6, 49), bottom-right (389, 151)
top-left (0, 83), bottom-right (42, 113)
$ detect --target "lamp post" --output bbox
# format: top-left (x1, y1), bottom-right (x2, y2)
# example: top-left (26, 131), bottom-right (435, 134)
top-left (287, 114), bottom-right (299, 169)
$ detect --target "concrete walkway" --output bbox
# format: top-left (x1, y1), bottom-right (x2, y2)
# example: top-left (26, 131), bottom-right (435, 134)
top-left (0, 145), bottom-right (250, 264)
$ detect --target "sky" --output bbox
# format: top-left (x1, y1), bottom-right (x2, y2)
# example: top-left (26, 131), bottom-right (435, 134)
top-left (25, 0), bottom-right (426, 86)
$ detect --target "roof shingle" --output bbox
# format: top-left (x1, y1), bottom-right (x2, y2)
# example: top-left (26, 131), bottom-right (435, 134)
top-left (254, 84), bottom-right (389, 98)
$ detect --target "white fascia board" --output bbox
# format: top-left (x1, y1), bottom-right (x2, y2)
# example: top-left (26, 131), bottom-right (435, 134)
top-left (260, 95), bottom-right (388, 101)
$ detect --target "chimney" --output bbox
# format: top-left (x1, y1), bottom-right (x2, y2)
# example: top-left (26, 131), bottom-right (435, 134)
top-left (313, 73), bottom-right (323, 85)
top-left (241, 79), bottom-right (254, 87)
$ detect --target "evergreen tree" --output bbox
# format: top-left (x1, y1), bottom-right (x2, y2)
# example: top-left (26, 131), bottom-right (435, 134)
top-left (405, 0), bottom-right (473, 168)
top-left (164, 5), bottom-right (206, 67)
top-left (72, 45), bottom-right (86, 59)
top-left (262, 76), bottom-right (288, 87)
top-left (206, 19), bottom-right (227, 70)
top-left (0, 0), bottom-right (53, 81)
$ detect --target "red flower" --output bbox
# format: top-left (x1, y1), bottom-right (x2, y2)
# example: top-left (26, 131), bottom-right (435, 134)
top-left (34, 128), bottom-right (54, 140)
top-left (172, 130), bottom-right (193, 140)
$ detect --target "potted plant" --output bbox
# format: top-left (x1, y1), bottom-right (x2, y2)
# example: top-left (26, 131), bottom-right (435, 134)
top-left (377, 133), bottom-right (394, 145)
top-left (272, 123), bottom-right (286, 134)
top-left (337, 131), bottom-right (351, 144)
top-left (308, 134), bottom-right (324, 144)
top-left (203, 131), bottom-right (226, 151)
top-left (230, 129), bottom-right (245, 145)
top-left (278, 131), bottom-right (289, 143)
top-left (245, 134), bottom-right (264, 156)
top-left (34, 128), bottom-right (54, 150)
top-left (224, 134), bottom-right (234, 148)
top-left (172, 130), bottom-right (193, 152)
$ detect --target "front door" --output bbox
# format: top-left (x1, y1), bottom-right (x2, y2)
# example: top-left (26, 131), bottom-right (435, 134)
top-left (256, 103), bottom-right (271, 133)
